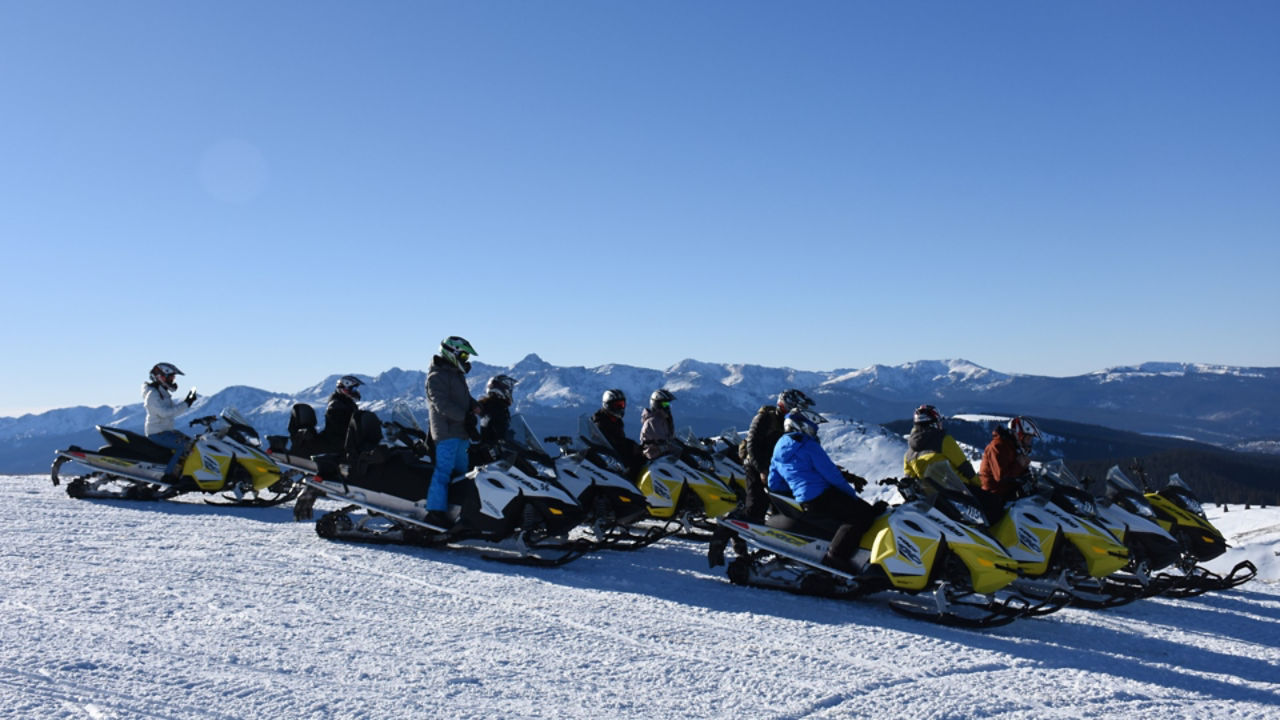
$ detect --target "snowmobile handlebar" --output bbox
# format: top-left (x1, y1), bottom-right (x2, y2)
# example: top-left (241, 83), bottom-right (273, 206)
top-left (188, 415), bottom-right (219, 429)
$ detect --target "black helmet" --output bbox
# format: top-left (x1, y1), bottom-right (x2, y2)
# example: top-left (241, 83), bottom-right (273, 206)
top-left (650, 388), bottom-right (675, 410)
top-left (913, 404), bottom-right (942, 429)
top-left (778, 389), bottom-right (814, 412)
top-left (149, 362), bottom-right (183, 392)
top-left (486, 374), bottom-right (518, 403)
top-left (601, 388), bottom-right (627, 418)
top-left (336, 375), bottom-right (363, 400)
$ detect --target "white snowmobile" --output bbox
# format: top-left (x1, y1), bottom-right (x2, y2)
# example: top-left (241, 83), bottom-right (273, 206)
top-left (717, 463), bottom-right (1029, 628)
top-left (536, 415), bottom-right (665, 550)
top-left (308, 407), bottom-right (591, 566)
top-left (50, 407), bottom-right (295, 506)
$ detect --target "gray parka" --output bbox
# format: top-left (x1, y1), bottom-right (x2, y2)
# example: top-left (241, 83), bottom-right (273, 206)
top-left (426, 355), bottom-right (475, 442)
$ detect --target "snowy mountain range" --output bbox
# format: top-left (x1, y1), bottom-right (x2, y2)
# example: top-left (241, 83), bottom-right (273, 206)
top-left (2, 356), bottom-right (1278, 473)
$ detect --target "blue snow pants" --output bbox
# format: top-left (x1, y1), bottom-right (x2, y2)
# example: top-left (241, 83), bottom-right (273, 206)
top-left (428, 437), bottom-right (470, 512)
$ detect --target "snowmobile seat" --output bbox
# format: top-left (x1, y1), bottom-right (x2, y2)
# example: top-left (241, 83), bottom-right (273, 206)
top-left (287, 403), bottom-right (322, 456)
top-left (764, 494), bottom-right (842, 539)
top-left (90, 426), bottom-right (175, 463)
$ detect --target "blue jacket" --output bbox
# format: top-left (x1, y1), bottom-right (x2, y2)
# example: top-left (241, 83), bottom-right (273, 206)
top-left (768, 433), bottom-right (858, 504)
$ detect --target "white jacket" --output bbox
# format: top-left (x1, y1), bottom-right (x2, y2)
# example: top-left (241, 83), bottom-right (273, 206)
top-left (143, 382), bottom-right (186, 435)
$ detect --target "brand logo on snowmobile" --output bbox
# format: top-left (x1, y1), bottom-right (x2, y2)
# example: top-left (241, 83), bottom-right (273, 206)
top-left (762, 529), bottom-right (810, 547)
top-left (202, 454), bottom-right (221, 475)
top-left (1016, 527), bottom-right (1041, 552)
top-left (896, 536), bottom-right (922, 566)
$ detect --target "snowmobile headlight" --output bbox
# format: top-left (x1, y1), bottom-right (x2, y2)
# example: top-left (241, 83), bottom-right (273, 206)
top-left (1132, 502), bottom-right (1157, 519)
top-left (1067, 495), bottom-right (1096, 517)
top-left (599, 454), bottom-right (626, 474)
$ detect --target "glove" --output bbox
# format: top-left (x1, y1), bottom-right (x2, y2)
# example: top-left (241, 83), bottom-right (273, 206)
top-left (184, 390), bottom-right (198, 406)
top-left (851, 474), bottom-right (868, 492)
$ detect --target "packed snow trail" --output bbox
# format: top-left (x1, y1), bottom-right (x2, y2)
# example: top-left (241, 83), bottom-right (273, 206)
top-left (2, 476), bottom-right (1278, 719)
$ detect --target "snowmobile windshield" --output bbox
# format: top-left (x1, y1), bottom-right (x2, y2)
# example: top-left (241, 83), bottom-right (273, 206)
top-left (920, 460), bottom-right (973, 497)
top-left (1043, 459), bottom-right (1084, 489)
top-left (1106, 466), bottom-right (1142, 494)
top-left (577, 414), bottom-right (611, 452)
top-left (390, 401), bottom-right (423, 433)
top-left (508, 414), bottom-right (547, 456)
top-left (220, 407), bottom-right (252, 429)
top-left (1167, 473), bottom-right (1192, 491)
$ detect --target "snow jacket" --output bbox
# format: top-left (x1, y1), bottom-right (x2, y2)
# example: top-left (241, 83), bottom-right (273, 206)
top-left (475, 393), bottom-right (512, 448)
top-left (639, 407), bottom-right (675, 460)
top-left (979, 426), bottom-right (1029, 499)
top-left (426, 355), bottom-right (476, 442)
top-left (768, 432), bottom-right (859, 504)
top-left (903, 425), bottom-right (977, 484)
top-left (591, 409), bottom-right (639, 461)
top-left (320, 391), bottom-right (358, 452)
top-left (743, 405), bottom-right (786, 474)
top-left (143, 382), bottom-right (185, 436)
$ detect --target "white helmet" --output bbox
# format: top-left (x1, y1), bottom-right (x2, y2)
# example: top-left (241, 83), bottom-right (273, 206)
top-left (149, 362), bottom-right (183, 392)
top-left (336, 375), bottom-right (363, 400)
top-left (783, 409), bottom-right (822, 439)
top-left (1009, 416), bottom-right (1041, 451)
top-left (778, 389), bottom-right (814, 413)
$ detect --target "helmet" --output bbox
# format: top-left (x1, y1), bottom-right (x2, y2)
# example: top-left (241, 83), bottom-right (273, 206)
top-left (486, 374), bottom-right (518, 403)
top-left (336, 375), bottom-right (363, 400)
top-left (650, 388), bottom-right (675, 410)
top-left (440, 336), bottom-right (477, 372)
top-left (1009, 416), bottom-right (1041, 450)
top-left (149, 362), bottom-right (183, 392)
top-left (601, 388), bottom-right (627, 418)
top-left (777, 389), bottom-right (814, 413)
top-left (783, 409), bottom-right (821, 439)
top-left (913, 404), bottom-right (943, 429)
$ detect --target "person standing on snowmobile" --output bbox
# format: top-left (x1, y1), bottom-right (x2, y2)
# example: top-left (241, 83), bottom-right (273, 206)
top-left (425, 336), bottom-right (479, 527)
top-left (143, 362), bottom-right (198, 480)
top-left (318, 375), bottom-right (363, 454)
top-left (769, 409), bottom-right (880, 574)
top-left (902, 404), bottom-right (977, 483)
top-left (639, 389), bottom-right (677, 460)
top-left (590, 389), bottom-right (643, 473)
top-left (709, 388), bottom-right (815, 567)
top-left (470, 374), bottom-right (517, 467)
top-left (979, 416), bottom-right (1041, 501)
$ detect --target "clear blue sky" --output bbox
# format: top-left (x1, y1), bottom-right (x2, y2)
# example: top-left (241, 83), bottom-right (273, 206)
top-left (2, 1), bottom-right (1277, 415)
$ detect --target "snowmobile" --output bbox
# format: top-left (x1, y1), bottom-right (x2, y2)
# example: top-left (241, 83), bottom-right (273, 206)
top-left (1106, 465), bottom-right (1256, 595)
top-left (717, 462), bottom-right (1028, 628)
top-left (678, 427), bottom-right (750, 497)
top-left (51, 407), bottom-right (295, 505)
top-left (636, 444), bottom-right (740, 536)
top-left (1040, 460), bottom-right (1183, 600)
top-left (536, 416), bottom-right (666, 551)
top-left (980, 464), bottom-right (1134, 610)
top-left (308, 407), bottom-right (591, 566)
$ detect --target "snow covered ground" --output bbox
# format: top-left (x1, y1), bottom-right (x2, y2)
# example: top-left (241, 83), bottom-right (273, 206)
top-left (2, 475), bottom-right (1278, 720)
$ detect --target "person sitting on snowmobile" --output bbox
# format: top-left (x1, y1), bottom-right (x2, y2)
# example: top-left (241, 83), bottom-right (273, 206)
top-left (639, 389), bottom-right (677, 460)
top-left (709, 388), bottom-right (815, 567)
top-left (425, 336), bottom-right (479, 527)
top-left (318, 375), bottom-right (363, 454)
top-left (470, 374), bottom-right (517, 467)
top-left (590, 389), bottom-right (643, 473)
top-left (979, 416), bottom-right (1041, 501)
top-left (768, 409), bottom-right (880, 574)
top-left (143, 362), bottom-right (198, 479)
top-left (903, 404), bottom-right (977, 483)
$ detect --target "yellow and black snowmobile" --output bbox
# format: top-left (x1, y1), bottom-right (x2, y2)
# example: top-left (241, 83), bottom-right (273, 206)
top-left (51, 408), bottom-right (293, 506)
top-left (717, 462), bottom-right (1026, 628)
